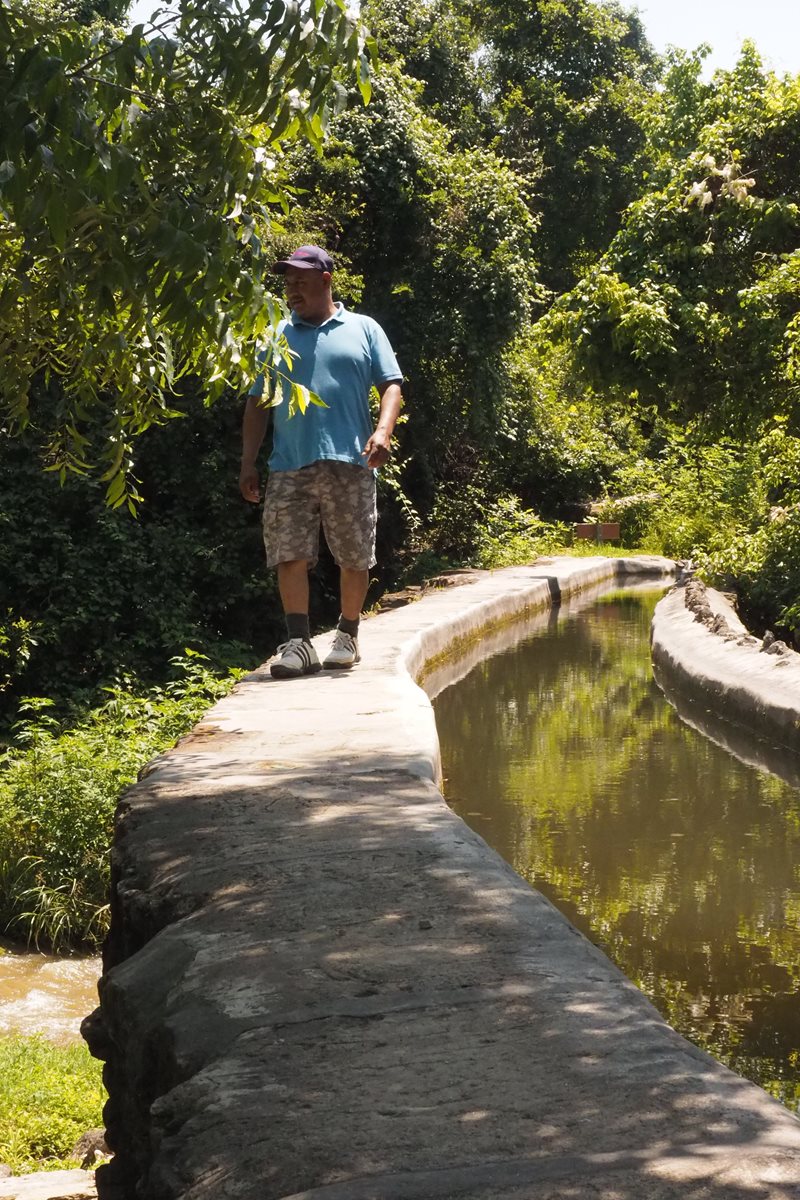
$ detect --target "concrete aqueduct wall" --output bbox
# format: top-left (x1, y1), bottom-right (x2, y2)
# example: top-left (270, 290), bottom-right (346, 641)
top-left (652, 578), bottom-right (800, 756)
top-left (84, 556), bottom-right (800, 1200)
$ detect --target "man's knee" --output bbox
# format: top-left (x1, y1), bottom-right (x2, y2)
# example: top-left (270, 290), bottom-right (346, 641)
top-left (277, 559), bottom-right (311, 571)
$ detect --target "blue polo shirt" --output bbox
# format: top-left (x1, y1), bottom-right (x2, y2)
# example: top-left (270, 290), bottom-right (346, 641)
top-left (249, 303), bottom-right (402, 472)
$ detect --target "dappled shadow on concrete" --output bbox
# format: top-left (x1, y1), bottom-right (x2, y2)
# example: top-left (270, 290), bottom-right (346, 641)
top-left (89, 752), bottom-right (800, 1200)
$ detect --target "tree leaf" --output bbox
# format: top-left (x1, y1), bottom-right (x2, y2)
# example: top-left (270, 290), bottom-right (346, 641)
top-left (45, 191), bottom-right (67, 250)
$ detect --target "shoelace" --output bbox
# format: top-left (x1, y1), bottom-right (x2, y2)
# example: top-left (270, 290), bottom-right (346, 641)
top-left (276, 638), bottom-right (305, 654)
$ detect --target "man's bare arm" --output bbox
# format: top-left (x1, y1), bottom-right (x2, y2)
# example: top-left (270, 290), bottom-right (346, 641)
top-left (239, 394), bottom-right (270, 502)
top-left (363, 381), bottom-right (403, 468)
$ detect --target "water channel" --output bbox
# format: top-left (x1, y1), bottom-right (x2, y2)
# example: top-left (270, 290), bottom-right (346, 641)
top-left (432, 583), bottom-right (800, 1116)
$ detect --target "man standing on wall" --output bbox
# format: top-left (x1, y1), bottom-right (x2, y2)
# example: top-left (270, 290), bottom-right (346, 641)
top-left (239, 245), bottom-right (404, 679)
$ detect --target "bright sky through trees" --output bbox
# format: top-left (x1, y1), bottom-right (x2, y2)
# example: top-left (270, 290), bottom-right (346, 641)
top-left (634, 0), bottom-right (800, 75)
top-left (127, 0), bottom-right (800, 77)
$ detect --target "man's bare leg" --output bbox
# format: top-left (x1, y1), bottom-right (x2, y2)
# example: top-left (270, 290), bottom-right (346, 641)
top-left (340, 567), bottom-right (369, 622)
top-left (277, 559), bottom-right (310, 618)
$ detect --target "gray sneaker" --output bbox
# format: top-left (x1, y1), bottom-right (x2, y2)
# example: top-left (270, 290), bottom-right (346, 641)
top-left (270, 638), bottom-right (322, 679)
top-left (323, 630), bottom-right (360, 669)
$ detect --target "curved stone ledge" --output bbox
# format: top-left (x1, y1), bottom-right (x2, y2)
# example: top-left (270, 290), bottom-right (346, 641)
top-left (651, 581), bottom-right (800, 757)
top-left (85, 556), bottom-right (800, 1200)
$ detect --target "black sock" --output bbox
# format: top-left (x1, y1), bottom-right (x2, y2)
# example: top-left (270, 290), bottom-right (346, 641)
top-left (286, 612), bottom-right (311, 640)
top-left (338, 615), bottom-right (359, 637)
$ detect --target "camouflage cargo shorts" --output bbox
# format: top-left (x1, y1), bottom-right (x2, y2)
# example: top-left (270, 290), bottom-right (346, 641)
top-left (263, 460), bottom-right (377, 570)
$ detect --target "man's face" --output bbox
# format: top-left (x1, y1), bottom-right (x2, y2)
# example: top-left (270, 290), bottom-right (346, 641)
top-left (283, 266), bottom-right (331, 323)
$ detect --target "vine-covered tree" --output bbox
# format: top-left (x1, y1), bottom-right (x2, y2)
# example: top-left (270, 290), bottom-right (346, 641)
top-left (469, 0), bottom-right (660, 293)
top-left (544, 44), bottom-right (800, 434)
top-left (360, 0), bottom-right (487, 144)
top-left (360, 0), bottom-right (661, 295)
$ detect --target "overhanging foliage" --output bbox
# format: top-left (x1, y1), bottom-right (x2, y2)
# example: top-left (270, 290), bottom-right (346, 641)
top-left (0, 0), bottom-right (373, 504)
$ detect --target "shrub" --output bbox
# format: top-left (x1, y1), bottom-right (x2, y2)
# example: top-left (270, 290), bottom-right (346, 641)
top-left (596, 430), bottom-right (765, 558)
top-left (0, 400), bottom-right (276, 720)
top-left (0, 653), bottom-right (239, 950)
top-left (705, 509), bottom-right (800, 639)
top-left (474, 498), bottom-right (570, 568)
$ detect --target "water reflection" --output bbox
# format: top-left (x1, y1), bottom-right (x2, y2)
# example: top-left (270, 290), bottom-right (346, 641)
top-left (0, 937), bottom-right (100, 1044)
top-left (433, 587), bottom-right (800, 1115)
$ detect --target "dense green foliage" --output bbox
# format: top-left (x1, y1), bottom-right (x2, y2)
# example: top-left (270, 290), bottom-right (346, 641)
top-left (0, 0), bottom-right (372, 500)
top-left (545, 45), bottom-right (800, 430)
top-left (468, 0), bottom-right (659, 292)
top-left (538, 44), bottom-right (800, 636)
top-left (363, 0), bottom-right (659, 292)
top-left (0, 1034), bottom-right (104, 1172)
top-left (0, 653), bottom-right (238, 949)
top-left (0, 400), bottom-right (275, 705)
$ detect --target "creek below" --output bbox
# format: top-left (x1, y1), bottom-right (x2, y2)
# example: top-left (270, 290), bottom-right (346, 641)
top-left (433, 583), bottom-right (800, 1115)
top-left (0, 937), bottom-right (100, 1044)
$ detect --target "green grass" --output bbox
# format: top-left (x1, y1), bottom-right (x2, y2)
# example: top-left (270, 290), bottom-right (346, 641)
top-left (0, 1034), bottom-right (105, 1173)
top-left (481, 540), bottom-right (658, 567)
top-left (544, 542), bottom-right (658, 558)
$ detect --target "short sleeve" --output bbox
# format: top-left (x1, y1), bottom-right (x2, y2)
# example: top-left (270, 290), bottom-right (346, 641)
top-left (367, 320), bottom-right (403, 386)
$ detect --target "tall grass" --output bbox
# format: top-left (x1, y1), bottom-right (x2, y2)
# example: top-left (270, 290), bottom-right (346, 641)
top-left (0, 653), bottom-right (239, 951)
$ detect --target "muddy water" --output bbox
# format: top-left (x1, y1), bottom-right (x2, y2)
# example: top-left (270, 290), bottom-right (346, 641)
top-left (0, 937), bottom-right (100, 1044)
top-left (433, 586), bottom-right (800, 1115)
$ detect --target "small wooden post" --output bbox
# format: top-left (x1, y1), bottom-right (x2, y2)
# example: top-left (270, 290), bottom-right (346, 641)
top-left (573, 522), bottom-right (621, 544)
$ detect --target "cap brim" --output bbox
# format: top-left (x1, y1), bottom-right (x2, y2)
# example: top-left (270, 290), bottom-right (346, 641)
top-left (272, 260), bottom-right (325, 274)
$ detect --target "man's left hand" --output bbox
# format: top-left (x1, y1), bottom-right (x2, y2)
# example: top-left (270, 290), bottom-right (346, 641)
top-left (363, 430), bottom-right (392, 469)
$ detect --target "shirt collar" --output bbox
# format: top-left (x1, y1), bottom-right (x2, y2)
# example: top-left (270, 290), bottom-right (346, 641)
top-left (290, 302), bottom-right (346, 328)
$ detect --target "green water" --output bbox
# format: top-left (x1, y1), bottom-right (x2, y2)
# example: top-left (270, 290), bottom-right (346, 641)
top-left (433, 586), bottom-right (800, 1115)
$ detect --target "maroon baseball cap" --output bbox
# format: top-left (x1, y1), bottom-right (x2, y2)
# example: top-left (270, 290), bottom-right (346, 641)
top-left (272, 245), bottom-right (334, 274)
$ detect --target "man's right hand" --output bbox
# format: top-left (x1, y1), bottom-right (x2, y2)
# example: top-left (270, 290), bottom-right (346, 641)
top-left (239, 464), bottom-right (261, 503)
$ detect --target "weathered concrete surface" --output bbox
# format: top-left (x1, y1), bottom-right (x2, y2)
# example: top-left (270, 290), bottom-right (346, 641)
top-left (651, 579), bottom-right (800, 755)
top-left (85, 556), bottom-right (800, 1200)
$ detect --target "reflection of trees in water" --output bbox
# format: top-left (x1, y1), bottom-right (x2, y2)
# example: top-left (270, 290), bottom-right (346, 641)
top-left (434, 590), bottom-right (800, 1113)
